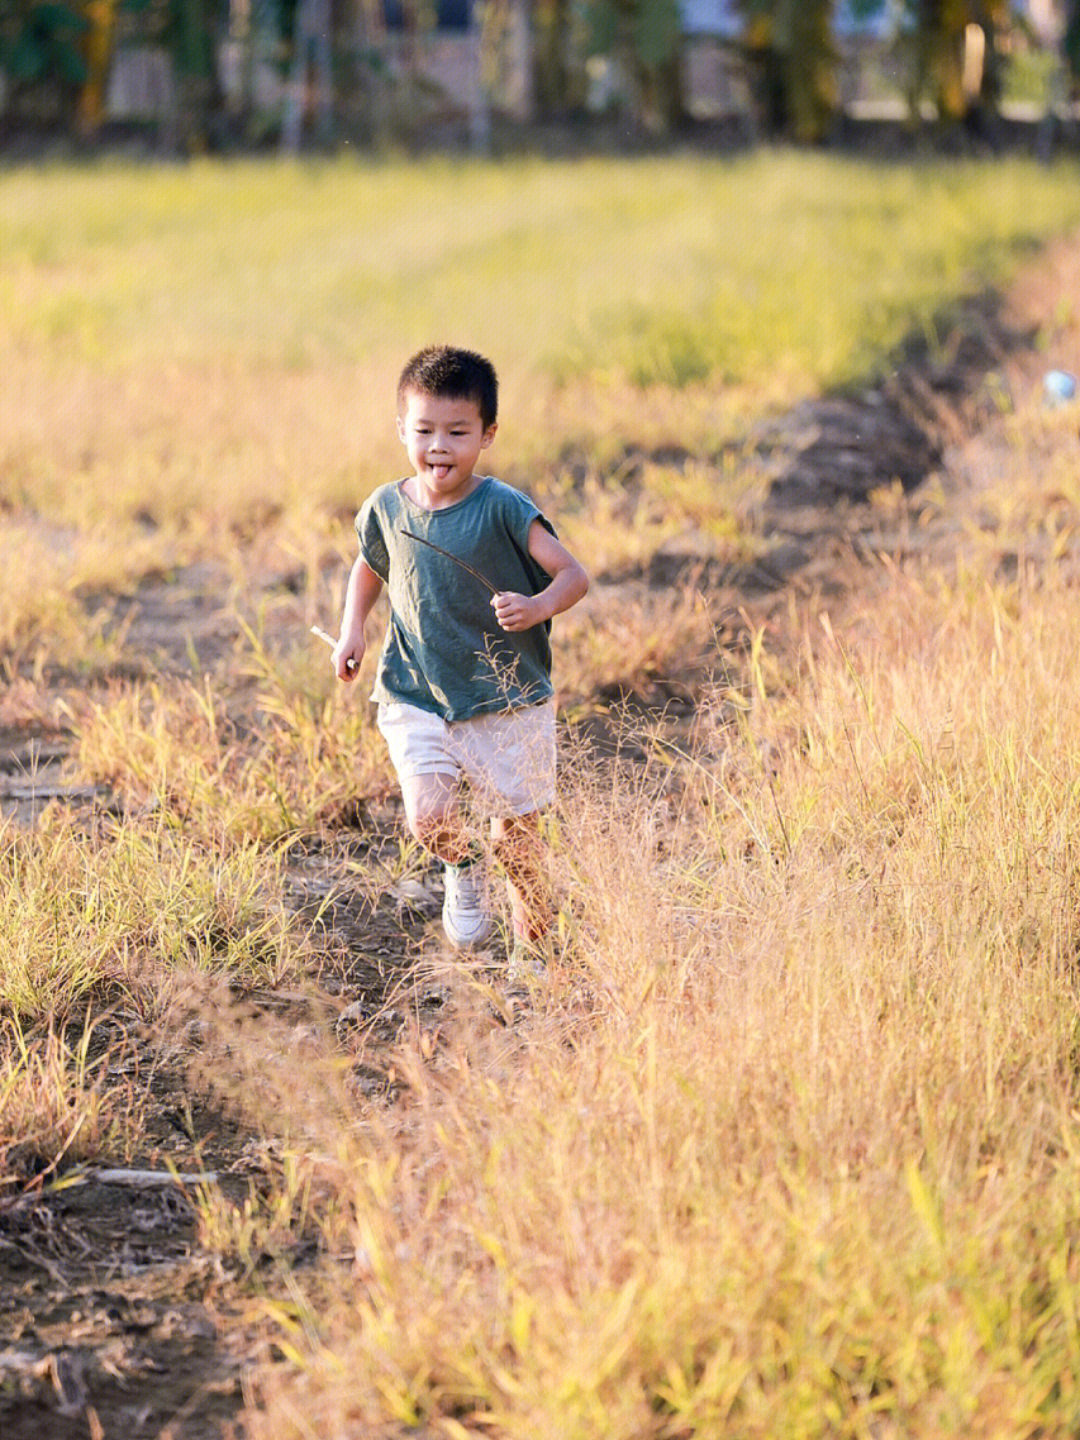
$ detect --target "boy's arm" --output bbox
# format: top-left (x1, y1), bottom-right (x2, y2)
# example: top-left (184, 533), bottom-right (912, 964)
top-left (334, 554), bottom-right (384, 681)
top-left (492, 519), bottom-right (589, 634)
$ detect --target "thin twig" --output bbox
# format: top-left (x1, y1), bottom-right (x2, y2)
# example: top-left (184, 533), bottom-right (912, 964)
top-left (80, 1167), bottom-right (219, 1188)
top-left (399, 530), bottom-right (500, 593)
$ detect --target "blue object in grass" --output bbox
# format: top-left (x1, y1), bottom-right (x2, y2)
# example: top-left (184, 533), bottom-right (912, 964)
top-left (1043, 370), bottom-right (1077, 406)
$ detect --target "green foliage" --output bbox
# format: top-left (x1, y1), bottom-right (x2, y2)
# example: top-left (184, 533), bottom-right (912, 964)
top-left (737, 0), bottom-right (839, 140)
top-left (587, 0), bottom-right (683, 69)
top-left (0, 1), bottom-right (88, 86)
top-left (632, 0), bottom-right (681, 68)
top-left (585, 0), bottom-right (685, 128)
top-left (0, 0), bottom-right (224, 140)
top-left (1066, 0), bottom-right (1080, 90)
top-left (164, 0), bottom-right (217, 79)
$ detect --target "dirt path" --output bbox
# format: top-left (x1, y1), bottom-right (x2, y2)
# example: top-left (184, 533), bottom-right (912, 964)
top-left (0, 1178), bottom-right (248, 1439)
top-left (2, 235), bottom-right (1078, 1438)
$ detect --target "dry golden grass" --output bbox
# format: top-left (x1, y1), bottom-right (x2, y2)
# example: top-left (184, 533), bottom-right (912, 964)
top-left (0, 1018), bottom-right (145, 1191)
top-left (71, 658), bottom-right (392, 844)
top-left (0, 809), bottom-right (310, 1024)
top-left (203, 536), bottom-right (1080, 1439)
top-left (181, 346), bottom-right (1080, 1435)
top-left (176, 315), bottom-right (1080, 1434)
top-left (5, 155), bottom-right (1080, 1434)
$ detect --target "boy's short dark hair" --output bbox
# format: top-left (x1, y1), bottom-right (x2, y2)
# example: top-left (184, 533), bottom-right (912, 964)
top-left (397, 346), bottom-right (498, 430)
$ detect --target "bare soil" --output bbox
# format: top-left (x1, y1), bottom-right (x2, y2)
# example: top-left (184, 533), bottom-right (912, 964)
top-left (1, 1173), bottom-right (249, 1440)
top-left (2, 237), bottom-right (1078, 1438)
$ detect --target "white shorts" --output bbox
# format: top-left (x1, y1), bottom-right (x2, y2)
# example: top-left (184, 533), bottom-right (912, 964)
top-left (376, 698), bottom-right (556, 817)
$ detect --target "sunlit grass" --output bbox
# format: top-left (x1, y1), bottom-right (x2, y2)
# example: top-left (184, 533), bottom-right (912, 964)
top-left (5, 150), bottom-right (1080, 1434)
top-left (3, 149), bottom-right (1078, 672)
top-left (0, 810), bottom-right (308, 1021)
top-left (71, 656), bottom-right (393, 844)
top-left (2, 153), bottom-right (1075, 392)
top-left (177, 274), bottom-right (1080, 1438)
top-left (201, 542), bottom-right (1080, 1440)
top-left (0, 517), bottom-right (182, 676)
top-left (2, 152), bottom-right (1079, 531)
top-left (0, 1017), bottom-right (144, 1192)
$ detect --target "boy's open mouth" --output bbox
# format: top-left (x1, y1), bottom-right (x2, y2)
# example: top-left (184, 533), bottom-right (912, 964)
top-left (430, 464), bottom-right (452, 480)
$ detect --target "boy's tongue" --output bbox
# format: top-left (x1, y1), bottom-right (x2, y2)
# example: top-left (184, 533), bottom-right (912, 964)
top-left (431, 464), bottom-right (452, 480)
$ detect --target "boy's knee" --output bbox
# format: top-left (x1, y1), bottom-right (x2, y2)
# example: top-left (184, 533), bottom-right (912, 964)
top-left (402, 773), bottom-right (459, 842)
top-left (404, 785), bottom-right (475, 866)
top-left (407, 804), bottom-right (452, 849)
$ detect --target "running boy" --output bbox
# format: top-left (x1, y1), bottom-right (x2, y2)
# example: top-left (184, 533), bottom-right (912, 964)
top-left (333, 346), bottom-right (589, 972)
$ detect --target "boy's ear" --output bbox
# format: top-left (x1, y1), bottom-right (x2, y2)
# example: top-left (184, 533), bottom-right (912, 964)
top-left (481, 422), bottom-right (498, 449)
top-left (396, 415), bottom-right (407, 444)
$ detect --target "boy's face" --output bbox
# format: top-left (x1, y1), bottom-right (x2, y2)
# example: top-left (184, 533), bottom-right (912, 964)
top-left (397, 390), bottom-right (497, 507)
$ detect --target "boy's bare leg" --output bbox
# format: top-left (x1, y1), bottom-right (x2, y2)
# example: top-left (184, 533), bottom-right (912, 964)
top-left (491, 811), bottom-right (551, 946)
top-left (401, 772), bottom-right (472, 864)
top-left (402, 772), bottom-right (493, 948)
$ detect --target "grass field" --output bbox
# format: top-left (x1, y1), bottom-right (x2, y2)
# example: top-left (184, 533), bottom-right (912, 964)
top-left (4, 150), bottom-right (1080, 1437)
top-left (3, 151), bottom-right (1079, 525)
top-left (3, 151), bottom-right (1079, 675)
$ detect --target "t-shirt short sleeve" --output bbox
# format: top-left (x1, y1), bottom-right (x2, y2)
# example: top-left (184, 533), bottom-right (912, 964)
top-left (496, 487), bottom-right (556, 579)
top-left (355, 494), bottom-right (391, 582)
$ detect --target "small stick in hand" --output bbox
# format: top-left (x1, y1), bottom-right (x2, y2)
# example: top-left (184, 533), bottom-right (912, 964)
top-left (311, 625), bottom-right (357, 674)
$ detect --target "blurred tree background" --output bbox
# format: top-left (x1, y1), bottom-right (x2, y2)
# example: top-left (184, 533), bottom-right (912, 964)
top-left (0, 0), bottom-right (1076, 150)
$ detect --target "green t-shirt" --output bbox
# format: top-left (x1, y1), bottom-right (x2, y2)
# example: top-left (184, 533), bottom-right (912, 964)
top-left (355, 475), bottom-right (557, 722)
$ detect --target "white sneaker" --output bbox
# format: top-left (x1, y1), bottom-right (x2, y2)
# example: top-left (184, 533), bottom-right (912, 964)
top-left (442, 863), bottom-right (492, 948)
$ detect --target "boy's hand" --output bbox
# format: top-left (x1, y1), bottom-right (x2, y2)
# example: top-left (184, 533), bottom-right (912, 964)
top-left (492, 591), bottom-right (542, 633)
top-left (334, 637), bottom-right (363, 681)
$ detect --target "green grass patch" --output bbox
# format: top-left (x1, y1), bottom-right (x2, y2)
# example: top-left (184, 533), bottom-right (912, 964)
top-left (3, 149), bottom-right (1078, 543)
top-left (0, 812), bottom-right (306, 1021)
top-left (2, 151), bottom-right (1077, 392)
